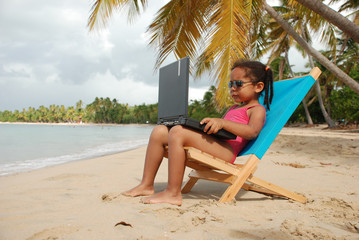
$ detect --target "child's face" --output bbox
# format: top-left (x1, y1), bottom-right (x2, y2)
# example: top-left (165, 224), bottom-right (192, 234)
top-left (229, 67), bottom-right (263, 104)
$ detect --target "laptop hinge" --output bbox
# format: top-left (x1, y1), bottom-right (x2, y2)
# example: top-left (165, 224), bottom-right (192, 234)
top-left (158, 115), bottom-right (187, 126)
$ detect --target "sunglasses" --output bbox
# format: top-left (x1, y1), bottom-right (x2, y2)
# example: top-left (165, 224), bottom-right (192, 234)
top-left (228, 80), bottom-right (258, 89)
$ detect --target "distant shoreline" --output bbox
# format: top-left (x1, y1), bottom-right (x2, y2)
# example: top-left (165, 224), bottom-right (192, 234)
top-left (0, 121), bottom-right (156, 127)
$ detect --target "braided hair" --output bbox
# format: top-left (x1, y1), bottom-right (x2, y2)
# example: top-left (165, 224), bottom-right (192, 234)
top-left (231, 60), bottom-right (274, 110)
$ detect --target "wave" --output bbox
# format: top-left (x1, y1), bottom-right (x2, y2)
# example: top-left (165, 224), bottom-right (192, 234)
top-left (0, 138), bottom-right (148, 176)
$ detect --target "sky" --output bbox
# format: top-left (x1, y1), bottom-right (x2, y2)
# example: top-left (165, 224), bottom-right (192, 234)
top-left (0, 0), bottom-right (311, 111)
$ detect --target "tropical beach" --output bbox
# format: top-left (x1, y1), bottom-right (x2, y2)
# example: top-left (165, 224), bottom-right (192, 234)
top-left (0, 125), bottom-right (358, 240)
top-left (1, 0), bottom-right (359, 239)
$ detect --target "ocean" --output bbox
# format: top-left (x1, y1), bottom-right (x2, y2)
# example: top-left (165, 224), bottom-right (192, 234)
top-left (0, 123), bottom-right (154, 176)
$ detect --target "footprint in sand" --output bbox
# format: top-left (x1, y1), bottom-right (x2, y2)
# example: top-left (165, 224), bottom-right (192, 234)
top-left (303, 197), bottom-right (359, 235)
top-left (26, 225), bottom-right (80, 240)
top-left (140, 200), bottom-right (223, 230)
top-left (46, 173), bottom-right (94, 181)
top-left (101, 192), bottom-right (137, 203)
top-left (281, 219), bottom-right (337, 240)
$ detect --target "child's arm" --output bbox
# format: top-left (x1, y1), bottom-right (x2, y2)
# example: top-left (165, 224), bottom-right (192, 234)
top-left (200, 106), bottom-right (266, 140)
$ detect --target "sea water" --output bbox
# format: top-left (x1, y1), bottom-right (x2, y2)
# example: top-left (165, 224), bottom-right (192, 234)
top-left (0, 123), bottom-right (154, 176)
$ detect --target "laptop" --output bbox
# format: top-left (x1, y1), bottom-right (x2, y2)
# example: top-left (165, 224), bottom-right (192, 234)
top-left (157, 57), bottom-right (236, 139)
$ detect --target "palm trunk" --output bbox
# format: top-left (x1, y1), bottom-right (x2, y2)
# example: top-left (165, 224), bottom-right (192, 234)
top-left (284, 49), bottom-right (314, 125)
top-left (293, 0), bottom-right (359, 42)
top-left (299, 23), bottom-right (336, 128)
top-left (279, 58), bottom-right (285, 80)
top-left (308, 55), bottom-right (336, 127)
top-left (263, 2), bottom-right (359, 95)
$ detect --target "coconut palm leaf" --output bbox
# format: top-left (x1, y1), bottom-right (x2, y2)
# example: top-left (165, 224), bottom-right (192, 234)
top-left (88, 0), bottom-right (147, 31)
top-left (147, 0), bottom-right (212, 68)
top-left (203, 0), bottom-right (263, 107)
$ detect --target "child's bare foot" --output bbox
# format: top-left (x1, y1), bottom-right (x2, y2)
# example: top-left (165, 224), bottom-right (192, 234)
top-left (141, 190), bottom-right (182, 206)
top-left (121, 184), bottom-right (154, 197)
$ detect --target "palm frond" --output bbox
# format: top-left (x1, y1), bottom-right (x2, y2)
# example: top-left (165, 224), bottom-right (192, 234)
top-left (147, 0), bottom-right (211, 68)
top-left (88, 0), bottom-right (147, 31)
top-left (204, 0), bottom-right (262, 108)
top-left (354, 11), bottom-right (359, 25)
top-left (125, 0), bottom-right (148, 23)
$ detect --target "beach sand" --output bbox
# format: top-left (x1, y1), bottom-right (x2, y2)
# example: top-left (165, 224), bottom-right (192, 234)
top-left (0, 126), bottom-right (358, 240)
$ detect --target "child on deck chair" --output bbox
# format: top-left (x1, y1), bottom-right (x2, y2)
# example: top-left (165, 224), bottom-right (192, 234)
top-left (123, 60), bottom-right (274, 206)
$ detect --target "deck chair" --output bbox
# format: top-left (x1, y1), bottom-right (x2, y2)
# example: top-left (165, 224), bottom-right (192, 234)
top-left (167, 67), bottom-right (321, 203)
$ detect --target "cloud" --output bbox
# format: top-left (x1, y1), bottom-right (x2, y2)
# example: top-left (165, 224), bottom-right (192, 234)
top-left (0, 0), bottom-right (167, 111)
top-left (0, 0), bottom-right (209, 112)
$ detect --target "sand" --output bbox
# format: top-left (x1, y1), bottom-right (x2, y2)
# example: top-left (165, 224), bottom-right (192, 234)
top-left (0, 126), bottom-right (358, 240)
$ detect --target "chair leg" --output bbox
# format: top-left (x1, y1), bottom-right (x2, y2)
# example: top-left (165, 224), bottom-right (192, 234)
top-left (181, 177), bottom-right (198, 193)
top-left (248, 176), bottom-right (307, 203)
top-left (219, 155), bottom-right (260, 203)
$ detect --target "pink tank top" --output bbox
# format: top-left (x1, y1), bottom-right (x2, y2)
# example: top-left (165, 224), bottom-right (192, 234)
top-left (224, 105), bottom-right (265, 162)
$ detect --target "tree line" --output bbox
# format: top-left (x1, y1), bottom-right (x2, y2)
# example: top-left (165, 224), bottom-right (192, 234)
top-left (0, 99), bottom-right (156, 124)
top-left (1, 77), bottom-right (358, 125)
top-left (0, 86), bottom-right (223, 124)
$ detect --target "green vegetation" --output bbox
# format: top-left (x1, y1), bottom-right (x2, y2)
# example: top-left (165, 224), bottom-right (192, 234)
top-left (329, 87), bottom-right (359, 125)
top-left (1, 77), bottom-right (358, 125)
top-left (0, 98), bottom-right (155, 124)
top-left (289, 85), bottom-right (359, 125)
top-left (0, 87), bottom-right (222, 124)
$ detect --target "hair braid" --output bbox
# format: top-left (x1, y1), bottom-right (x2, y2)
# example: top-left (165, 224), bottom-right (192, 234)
top-left (264, 67), bottom-right (274, 110)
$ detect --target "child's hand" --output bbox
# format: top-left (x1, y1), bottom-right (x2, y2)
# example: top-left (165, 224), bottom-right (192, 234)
top-left (200, 118), bottom-right (224, 134)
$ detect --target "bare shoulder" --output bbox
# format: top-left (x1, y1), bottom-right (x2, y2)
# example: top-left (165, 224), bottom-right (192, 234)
top-left (248, 105), bottom-right (266, 119)
top-left (249, 105), bottom-right (266, 112)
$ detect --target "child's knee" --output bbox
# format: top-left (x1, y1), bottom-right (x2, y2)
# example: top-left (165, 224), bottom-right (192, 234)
top-left (169, 125), bottom-right (183, 134)
top-left (151, 125), bottom-right (169, 139)
top-left (168, 125), bottom-right (186, 141)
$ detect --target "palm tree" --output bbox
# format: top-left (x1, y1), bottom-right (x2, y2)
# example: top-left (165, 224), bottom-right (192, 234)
top-left (16, 109), bottom-right (25, 122)
top-left (24, 109), bottom-right (33, 122)
top-left (88, 0), bottom-right (359, 108)
top-left (336, 37), bottom-right (358, 76)
top-left (261, 4), bottom-right (314, 124)
top-left (272, 3), bottom-right (337, 126)
top-left (292, 0), bottom-right (359, 42)
top-left (316, 35), bottom-right (359, 118)
top-left (67, 106), bottom-right (76, 123)
top-left (263, 2), bottom-right (359, 94)
top-left (38, 105), bottom-right (48, 122)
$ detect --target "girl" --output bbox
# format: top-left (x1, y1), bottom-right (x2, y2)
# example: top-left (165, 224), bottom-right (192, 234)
top-left (123, 60), bottom-right (273, 206)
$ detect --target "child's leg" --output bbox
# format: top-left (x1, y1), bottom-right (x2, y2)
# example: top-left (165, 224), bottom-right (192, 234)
top-left (142, 125), bottom-right (233, 205)
top-left (122, 125), bottom-right (170, 197)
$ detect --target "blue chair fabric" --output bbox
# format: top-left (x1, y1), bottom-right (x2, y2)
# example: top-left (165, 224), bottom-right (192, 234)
top-left (239, 75), bottom-right (316, 159)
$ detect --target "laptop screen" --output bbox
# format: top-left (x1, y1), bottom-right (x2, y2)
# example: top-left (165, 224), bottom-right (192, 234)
top-left (157, 57), bottom-right (190, 121)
